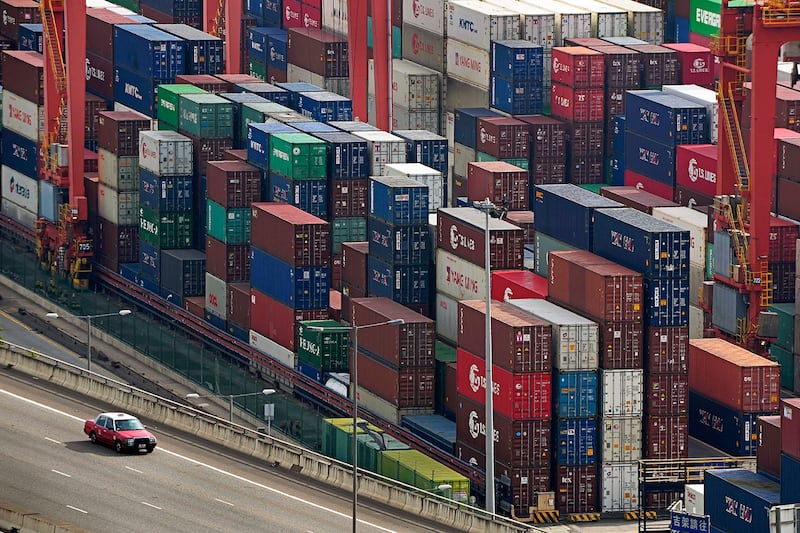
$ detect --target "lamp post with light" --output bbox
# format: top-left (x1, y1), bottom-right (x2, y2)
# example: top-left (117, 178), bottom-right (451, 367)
top-left (186, 388), bottom-right (276, 423)
top-left (45, 309), bottom-right (132, 372)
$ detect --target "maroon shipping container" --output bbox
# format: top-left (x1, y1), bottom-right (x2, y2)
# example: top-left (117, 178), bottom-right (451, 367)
top-left (356, 350), bottom-right (434, 408)
top-left (86, 9), bottom-right (135, 60)
top-left (250, 288), bottom-right (327, 351)
top-left (341, 241), bottom-right (369, 292)
top-left (548, 250), bottom-right (644, 322)
top-left (567, 153), bottom-right (604, 184)
top-left (349, 297), bottom-right (435, 369)
top-left (1, 51), bottom-right (43, 105)
top-left (328, 289), bottom-right (342, 322)
top-left (85, 53), bottom-right (114, 100)
top-left (287, 28), bottom-right (348, 78)
top-left (476, 117), bottom-right (529, 159)
top-left (553, 465), bottom-right (599, 514)
top-left (600, 186), bottom-right (679, 214)
top-left (529, 157), bottom-right (567, 185)
top-left (646, 326), bottom-right (689, 374)
top-left (97, 111), bottom-right (151, 157)
top-left (504, 210), bottom-right (534, 245)
top-left (757, 415), bottom-right (781, 479)
top-left (330, 253), bottom-right (342, 290)
top-left (188, 135), bottom-right (234, 178)
top-left (96, 218), bottom-right (139, 269)
top-left (689, 338), bottom-right (781, 413)
top-left (605, 86), bottom-right (626, 120)
top-left (647, 492), bottom-right (683, 510)
top-left (673, 184), bottom-right (714, 209)
top-left (0, 0), bottom-right (40, 42)
top-left (769, 216), bottom-right (799, 263)
top-left (184, 296), bottom-right (205, 319)
top-left (457, 299), bottom-right (552, 373)
top-left (455, 394), bottom-right (551, 468)
top-left (646, 373), bottom-right (688, 415)
top-left (227, 282), bottom-right (250, 330)
top-left (85, 94), bottom-right (110, 144)
top-left (267, 67), bottom-right (288, 85)
top-left (550, 83), bottom-right (604, 122)
top-left (625, 44), bottom-right (679, 88)
top-left (598, 321), bottom-right (644, 369)
top-left (214, 73), bottom-right (262, 91)
top-left (564, 121), bottom-right (604, 156)
top-left (744, 85), bottom-right (800, 133)
top-left (782, 398), bottom-right (800, 460)
top-left (564, 37), bottom-right (608, 47)
top-left (551, 46), bottom-right (605, 88)
top-left (777, 137), bottom-right (800, 179)
top-left (437, 207), bottom-right (525, 269)
top-left (777, 178), bottom-right (800, 220)
top-left (139, 5), bottom-right (201, 27)
top-left (223, 149), bottom-right (249, 161)
top-left (770, 261), bottom-right (796, 303)
top-left (591, 45), bottom-right (642, 88)
top-left (645, 415), bottom-right (689, 459)
top-left (173, 74), bottom-right (229, 94)
top-left (661, 43), bottom-right (714, 87)
top-left (206, 161), bottom-right (261, 208)
top-left (250, 203), bottom-right (331, 267)
top-left (444, 361), bottom-right (458, 418)
top-left (516, 114), bottom-right (567, 159)
top-left (467, 161), bottom-right (528, 211)
top-left (205, 236), bottom-right (250, 282)
top-left (331, 178), bottom-right (368, 217)
top-left (452, 174), bottom-right (467, 200)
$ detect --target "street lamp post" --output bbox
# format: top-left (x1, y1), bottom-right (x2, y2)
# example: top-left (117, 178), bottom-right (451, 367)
top-left (186, 388), bottom-right (276, 423)
top-left (307, 318), bottom-right (404, 533)
top-left (45, 309), bottom-right (133, 372)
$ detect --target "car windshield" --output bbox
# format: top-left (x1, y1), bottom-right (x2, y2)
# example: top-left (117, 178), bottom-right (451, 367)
top-left (115, 418), bottom-right (145, 431)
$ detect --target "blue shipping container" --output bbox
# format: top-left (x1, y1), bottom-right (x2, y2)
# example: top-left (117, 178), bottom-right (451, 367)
top-left (606, 156), bottom-right (625, 186)
top-left (248, 27), bottom-right (282, 65)
top-left (119, 263), bottom-right (140, 285)
top-left (17, 23), bottom-right (42, 53)
top-left (592, 207), bottom-right (691, 279)
top-left (159, 287), bottom-right (184, 307)
top-left (228, 322), bottom-right (249, 343)
top-left (688, 391), bottom-right (767, 457)
top-left (491, 40), bottom-right (544, 81)
top-left (246, 122), bottom-right (297, 170)
top-left (205, 310), bottom-right (226, 331)
top-left (286, 121), bottom-right (338, 134)
top-left (367, 256), bottom-right (431, 305)
top-left (250, 247), bottom-right (329, 309)
top-left (533, 184), bottom-right (622, 250)
top-left (367, 217), bottom-right (432, 264)
top-left (394, 130), bottom-right (449, 178)
top-left (297, 359), bottom-right (323, 382)
top-left (313, 132), bottom-right (369, 179)
top-left (269, 174), bottom-right (328, 218)
top-left (140, 0), bottom-right (202, 16)
top-left (276, 82), bottom-right (325, 108)
top-left (675, 17), bottom-right (690, 43)
top-left (402, 414), bottom-right (456, 454)
top-left (114, 67), bottom-right (158, 117)
top-left (623, 130), bottom-right (676, 185)
top-left (555, 418), bottom-right (597, 466)
top-left (235, 82), bottom-right (291, 106)
top-left (490, 76), bottom-right (544, 115)
top-left (261, 0), bottom-right (282, 25)
top-left (1, 128), bottom-right (39, 178)
top-left (705, 469), bottom-right (780, 533)
top-left (781, 453), bottom-right (800, 504)
top-left (139, 169), bottom-right (193, 212)
top-left (267, 32), bottom-right (288, 72)
top-left (113, 25), bottom-right (186, 81)
top-left (139, 240), bottom-right (160, 283)
top-left (453, 107), bottom-right (503, 149)
top-left (554, 370), bottom-right (598, 418)
top-left (612, 115), bottom-right (626, 156)
top-left (154, 24), bottom-right (224, 75)
top-left (296, 91), bottom-right (353, 123)
top-left (221, 91), bottom-right (270, 147)
top-left (369, 176), bottom-right (430, 225)
top-left (625, 90), bottom-right (708, 146)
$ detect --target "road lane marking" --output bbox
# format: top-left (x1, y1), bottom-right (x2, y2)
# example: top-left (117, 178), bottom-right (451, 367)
top-left (66, 505), bottom-right (87, 514)
top-left (45, 437), bottom-right (62, 444)
top-left (141, 502), bottom-right (162, 510)
top-left (215, 498), bottom-right (234, 506)
top-left (125, 466), bottom-right (143, 474)
top-left (52, 469), bottom-right (71, 478)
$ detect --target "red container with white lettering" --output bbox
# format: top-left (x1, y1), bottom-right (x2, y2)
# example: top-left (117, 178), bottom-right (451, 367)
top-left (475, 117), bottom-right (529, 159)
top-left (551, 46), bottom-right (605, 88)
top-left (302, 4), bottom-right (322, 30)
top-left (675, 144), bottom-right (717, 198)
top-left (490, 269), bottom-right (548, 302)
top-left (436, 207), bottom-right (525, 269)
top-left (661, 43), bottom-right (714, 87)
top-left (467, 161), bottom-right (528, 211)
top-left (623, 170), bottom-right (674, 202)
top-left (550, 83), bottom-right (604, 122)
top-left (769, 216), bottom-right (799, 263)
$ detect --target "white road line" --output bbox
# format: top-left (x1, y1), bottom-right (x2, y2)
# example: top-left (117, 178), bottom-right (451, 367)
top-left (215, 498), bottom-right (234, 507)
top-left (45, 437), bottom-right (62, 444)
top-left (125, 466), bottom-right (143, 474)
top-left (66, 505), bottom-right (87, 514)
top-left (141, 502), bottom-right (162, 510)
top-left (52, 469), bottom-right (71, 478)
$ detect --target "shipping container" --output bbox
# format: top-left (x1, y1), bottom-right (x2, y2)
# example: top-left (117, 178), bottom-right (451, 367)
top-left (600, 369), bottom-right (644, 417)
top-left (268, 174), bottom-right (328, 218)
top-left (435, 248), bottom-right (487, 302)
top-left (756, 415), bottom-right (781, 480)
top-left (626, 90), bottom-right (709, 146)
top-left (555, 418), bottom-right (597, 465)
top-left (139, 240), bottom-right (161, 284)
top-left (782, 398), bottom-right (800, 461)
top-left (226, 282), bottom-right (250, 330)
top-left (250, 247), bottom-right (329, 310)
top-left (296, 320), bottom-right (350, 373)
top-left (205, 202), bottom-right (249, 245)
top-left (379, 448), bottom-right (468, 497)
top-left (367, 256), bottom-right (431, 305)
top-left (600, 416), bottom-right (642, 463)
top-left (160, 249), bottom-right (205, 297)
top-left (245, 121), bottom-right (298, 169)
top-left (446, 38), bottom-right (491, 89)
top-left (642, 276), bottom-right (690, 327)
top-left (268, 132), bottom-right (327, 179)
top-left (139, 206), bottom-right (193, 249)
top-left (599, 186), bottom-right (678, 215)
top-left (331, 179), bottom-right (368, 217)
top-left (600, 463), bottom-right (639, 512)
top-left (550, 83), bottom-right (605, 122)
top-left (0, 0), bottom-right (40, 42)
top-left (356, 350), bottom-right (435, 408)
top-left (249, 327), bottom-right (298, 368)
top-left (96, 218), bottom-right (139, 268)
top-left (466, 161), bottom-right (528, 211)
top-left (353, 130), bottom-right (407, 175)
top-left (205, 161), bottom-right (261, 208)
top-left (114, 24), bottom-right (185, 80)
top-left (97, 111), bottom-right (152, 157)
top-left (551, 46), bottom-right (605, 88)
top-left (138, 130), bottom-right (193, 176)
top-left (1, 128), bottom-right (38, 179)
top-left (367, 217), bottom-right (431, 265)
top-left (688, 390), bottom-right (771, 457)
top-left (98, 185), bottom-right (138, 226)
top-left (313, 131), bottom-right (369, 179)
top-left (490, 269), bottom-right (548, 302)
top-left (287, 28), bottom-right (348, 78)
top-left (647, 325), bottom-right (689, 374)
top-left (384, 163), bottom-right (444, 213)
top-left (341, 241), bottom-right (369, 292)
top-left (369, 175), bottom-right (429, 225)
top-left (645, 415), bottom-right (688, 459)
top-left (434, 292), bottom-right (458, 345)
top-left (704, 469), bottom-right (780, 533)
top-left (646, 373), bottom-right (688, 416)
top-left (554, 464), bottom-right (598, 514)
top-left (139, 170), bottom-right (192, 213)
top-left (533, 184), bottom-right (622, 250)
top-left (2, 90), bottom-right (43, 141)
top-left (250, 203), bottom-right (330, 267)
top-left (437, 207), bottom-right (525, 269)
top-left (250, 288), bottom-right (327, 352)
top-left (554, 370), bottom-right (599, 418)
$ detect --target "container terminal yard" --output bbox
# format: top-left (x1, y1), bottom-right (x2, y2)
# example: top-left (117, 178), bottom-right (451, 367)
top-left (0, 0), bottom-right (800, 531)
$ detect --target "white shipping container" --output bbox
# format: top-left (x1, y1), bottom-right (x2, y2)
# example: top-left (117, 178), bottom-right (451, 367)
top-left (444, 76), bottom-right (489, 112)
top-left (321, 0), bottom-right (348, 33)
top-left (352, 130), bottom-right (407, 175)
top-left (453, 142), bottom-right (476, 178)
top-left (1, 198), bottom-right (36, 229)
top-left (2, 90), bottom-right (43, 141)
top-left (372, 59), bottom-right (440, 111)
top-left (446, 0), bottom-right (520, 51)
top-left (486, 1), bottom-right (556, 49)
top-left (689, 262), bottom-right (703, 307)
top-left (436, 248), bottom-right (487, 301)
top-left (598, 0), bottom-right (663, 44)
top-left (287, 64), bottom-right (350, 98)
top-left (402, 0), bottom-right (447, 34)
top-left (205, 272), bottom-right (227, 319)
top-left (97, 185), bottom-right (139, 226)
top-left (559, 0), bottom-right (627, 38)
top-left (401, 23), bottom-right (447, 73)
top-left (684, 484), bottom-right (705, 515)
top-left (138, 130), bottom-right (194, 177)
top-left (446, 38), bottom-right (491, 90)
top-left (662, 84), bottom-right (719, 144)
top-left (506, 298), bottom-right (599, 370)
top-left (689, 305), bottom-right (704, 339)
top-left (600, 369), bottom-right (644, 416)
top-left (392, 106), bottom-right (441, 135)
top-left (384, 163), bottom-right (444, 212)
top-left (446, 112), bottom-right (456, 148)
top-left (524, 0), bottom-right (591, 46)
top-left (435, 291), bottom-right (459, 344)
top-left (601, 463), bottom-right (639, 512)
top-left (770, 504), bottom-right (800, 533)
top-left (1, 165), bottom-right (38, 214)
top-left (98, 148), bottom-right (139, 192)
top-left (249, 329), bottom-right (297, 370)
top-left (600, 416), bottom-right (642, 462)
top-left (651, 206), bottom-right (708, 267)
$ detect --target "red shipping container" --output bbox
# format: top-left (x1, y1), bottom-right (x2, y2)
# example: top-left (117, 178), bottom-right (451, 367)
top-left (757, 415), bottom-right (781, 479)
top-left (223, 149), bottom-right (249, 161)
top-left (548, 250), bottom-right (644, 322)
top-left (227, 282), bottom-right (250, 330)
top-left (773, 128), bottom-right (800, 179)
top-left (553, 465), bottom-right (599, 514)
top-left (455, 394), bottom-right (551, 468)
top-left (623, 170), bottom-right (675, 202)
top-left (205, 236), bottom-right (250, 283)
top-left (598, 321), bottom-right (644, 369)
top-left (475, 117), bottom-right (529, 159)
top-left (457, 299), bottom-right (552, 373)
top-left (645, 415), bottom-right (689, 459)
top-left (97, 111), bottom-right (152, 157)
top-left (302, 4), bottom-right (322, 30)
top-left (456, 348), bottom-right (552, 421)
top-left (444, 361), bottom-right (458, 419)
top-left (330, 253), bottom-right (342, 290)
top-left (661, 43), bottom-right (714, 87)
top-left (287, 28), bottom-right (348, 78)
top-left (777, 177), bottom-right (800, 221)
top-left (174, 74), bottom-right (229, 93)
top-left (646, 373), bottom-right (689, 415)
top-left (743, 84), bottom-right (800, 133)
top-left (675, 144), bottom-right (717, 198)
top-left (250, 288), bottom-right (327, 351)
top-left (566, 153), bottom-right (603, 185)
top-left (331, 178), bottom-right (368, 217)
top-left (96, 218), bottom-right (139, 268)
top-left (564, 121), bottom-right (604, 156)
top-left (85, 94), bottom-right (110, 144)
top-left (0, 0), bottom-right (40, 42)
top-left (189, 135), bottom-right (234, 178)
top-left (605, 86), bottom-right (626, 120)
top-left (467, 161), bottom-right (528, 211)
top-left (550, 83), bottom-right (604, 122)
top-left (356, 350), bottom-right (434, 408)
top-left (283, 0), bottom-right (303, 28)
top-left (349, 297), bottom-right (435, 369)
top-left (504, 211), bottom-right (534, 245)
top-left (86, 9), bottom-right (134, 60)
top-left (689, 338), bottom-right (781, 413)
top-left (436, 207), bottom-right (525, 269)
top-left (341, 241), bottom-right (369, 292)
top-left (85, 53), bottom-right (115, 100)
top-left (206, 161), bottom-right (261, 209)
top-left (267, 67), bottom-right (288, 85)
top-left (646, 326), bottom-right (689, 374)
top-left (769, 216), bottom-right (799, 263)
top-left (184, 296), bottom-right (205, 319)
top-left (599, 186), bottom-right (678, 214)
top-left (593, 45), bottom-right (642, 88)
top-left (529, 157), bottom-right (567, 185)
top-left (516, 114), bottom-right (567, 159)
top-left (626, 44), bottom-right (680, 88)
top-left (214, 73), bottom-right (262, 91)
top-left (1, 51), bottom-right (43, 105)
top-left (491, 269), bottom-right (548, 302)
top-left (328, 289), bottom-right (342, 322)
top-left (250, 203), bottom-right (331, 267)
top-left (782, 399), bottom-right (800, 460)
top-left (770, 261), bottom-right (796, 303)
top-left (551, 46), bottom-right (605, 88)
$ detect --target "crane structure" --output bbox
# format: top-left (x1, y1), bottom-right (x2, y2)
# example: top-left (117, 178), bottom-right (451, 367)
top-left (203, 0), bottom-right (242, 74)
top-left (714, 0), bottom-right (800, 350)
top-left (36, 0), bottom-right (91, 289)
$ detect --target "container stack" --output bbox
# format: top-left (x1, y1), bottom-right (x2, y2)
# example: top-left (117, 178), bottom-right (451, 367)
top-left (506, 298), bottom-right (600, 515)
top-left (247, 27), bottom-right (287, 81)
top-left (547, 250), bottom-right (644, 512)
top-left (86, 8), bottom-right (131, 102)
top-left (368, 59), bottom-right (442, 133)
top-left (490, 40), bottom-right (544, 116)
top-left (454, 299), bottom-right (554, 520)
top-left (249, 203), bottom-right (330, 353)
top-left (474, 117), bottom-right (530, 174)
top-left (286, 28), bottom-right (349, 97)
top-left (268, 132), bottom-right (328, 217)
top-left (296, 320), bottom-right (350, 383)
top-left (516, 115), bottom-right (568, 187)
top-left (153, 24), bottom-right (224, 75)
top-left (451, 108), bottom-right (503, 199)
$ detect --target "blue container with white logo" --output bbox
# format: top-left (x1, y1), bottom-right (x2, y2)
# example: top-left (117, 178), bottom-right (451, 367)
top-left (139, 240), bottom-right (161, 284)
top-left (705, 469), bottom-right (780, 533)
top-left (454, 107), bottom-right (503, 149)
top-left (234, 82), bottom-right (290, 106)
top-left (612, 115), bottom-right (626, 156)
top-left (367, 217), bottom-right (431, 265)
top-left (154, 24), bottom-right (224, 75)
top-left (533, 184), bottom-right (622, 250)
top-left (139, 169), bottom-right (193, 213)
top-left (297, 359), bottom-right (323, 382)
top-left (313, 131), bottom-right (368, 179)
top-left (246, 0), bottom-right (264, 18)
top-left (643, 276), bottom-right (689, 326)
top-left (606, 156), bottom-right (625, 186)
top-left (490, 76), bottom-right (543, 115)
top-left (1, 129), bottom-right (39, 178)
top-left (367, 256), bottom-right (431, 305)
top-left (17, 23), bottom-right (42, 53)
top-left (554, 371), bottom-right (598, 418)
top-left (267, 31), bottom-right (288, 72)
top-left (592, 207), bottom-right (691, 279)
top-left (491, 40), bottom-right (544, 81)
top-left (393, 130), bottom-right (449, 179)
top-left (555, 418), bottom-right (597, 466)
top-left (688, 391), bottom-right (767, 457)
top-left (286, 121), bottom-right (337, 134)
top-left (113, 24), bottom-right (186, 81)
top-left (295, 91), bottom-right (353, 122)
top-left (248, 27), bottom-right (282, 65)
top-left (269, 174), bottom-right (328, 218)
top-left (369, 176), bottom-right (429, 225)
top-left (250, 247), bottom-right (329, 309)
top-left (246, 122), bottom-right (297, 170)
top-left (623, 130), bottom-right (676, 185)
top-left (113, 67), bottom-right (158, 117)
top-left (625, 90), bottom-right (708, 146)
top-left (276, 82), bottom-right (325, 108)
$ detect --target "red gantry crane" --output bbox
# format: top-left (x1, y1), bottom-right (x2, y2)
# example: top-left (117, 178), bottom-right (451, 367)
top-left (203, 0), bottom-right (242, 74)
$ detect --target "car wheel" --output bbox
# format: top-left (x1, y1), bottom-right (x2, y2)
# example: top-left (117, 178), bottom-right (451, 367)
top-left (146, 447), bottom-right (154, 454)
top-left (115, 440), bottom-right (123, 453)
top-left (89, 432), bottom-right (98, 444)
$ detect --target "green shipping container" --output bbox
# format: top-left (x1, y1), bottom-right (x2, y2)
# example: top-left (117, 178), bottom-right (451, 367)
top-left (249, 59), bottom-right (267, 81)
top-left (269, 132), bottom-right (327, 179)
top-left (475, 152), bottom-right (529, 170)
top-left (367, 19), bottom-right (402, 59)
top-left (378, 449), bottom-right (470, 501)
top-left (705, 242), bottom-right (714, 280)
top-left (110, 0), bottom-right (139, 10)
top-left (332, 217), bottom-right (367, 253)
top-left (320, 418), bottom-right (409, 472)
top-left (240, 101), bottom-right (293, 143)
top-left (768, 303), bottom-right (795, 352)
top-left (689, 0), bottom-right (753, 37)
top-left (178, 93), bottom-right (235, 139)
top-left (577, 183), bottom-right (604, 195)
top-left (435, 341), bottom-right (456, 363)
top-left (297, 320), bottom-right (350, 373)
top-left (770, 344), bottom-right (794, 391)
top-left (157, 85), bottom-right (208, 130)
top-left (206, 200), bottom-right (250, 245)
top-left (139, 206), bottom-right (194, 249)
